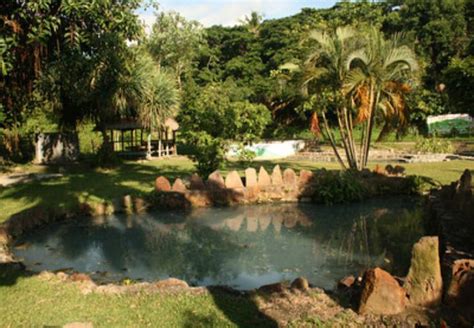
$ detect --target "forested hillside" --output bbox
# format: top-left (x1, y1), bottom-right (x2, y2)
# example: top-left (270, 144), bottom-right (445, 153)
top-left (1, 1), bottom-right (473, 170)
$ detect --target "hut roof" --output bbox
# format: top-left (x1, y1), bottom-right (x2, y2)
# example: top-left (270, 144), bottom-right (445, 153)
top-left (101, 118), bottom-right (179, 131)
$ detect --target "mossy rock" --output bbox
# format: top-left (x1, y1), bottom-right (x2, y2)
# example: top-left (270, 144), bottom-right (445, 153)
top-left (404, 236), bottom-right (442, 307)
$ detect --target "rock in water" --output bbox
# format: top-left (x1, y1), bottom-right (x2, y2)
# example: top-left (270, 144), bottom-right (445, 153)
top-left (155, 176), bottom-right (171, 191)
top-left (225, 171), bottom-right (244, 189)
top-left (404, 236), bottom-right (443, 308)
top-left (358, 268), bottom-right (406, 315)
top-left (291, 277), bottom-right (309, 291)
top-left (338, 275), bottom-right (356, 290)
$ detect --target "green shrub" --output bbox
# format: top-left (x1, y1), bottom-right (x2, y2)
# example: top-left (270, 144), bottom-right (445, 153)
top-left (313, 170), bottom-right (367, 204)
top-left (237, 145), bottom-right (257, 165)
top-left (78, 121), bottom-right (103, 155)
top-left (405, 175), bottom-right (439, 194)
top-left (414, 136), bottom-right (454, 154)
top-left (92, 141), bottom-right (121, 168)
top-left (185, 132), bottom-right (226, 177)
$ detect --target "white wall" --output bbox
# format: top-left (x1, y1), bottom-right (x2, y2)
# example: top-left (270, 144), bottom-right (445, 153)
top-left (227, 140), bottom-right (305, 159)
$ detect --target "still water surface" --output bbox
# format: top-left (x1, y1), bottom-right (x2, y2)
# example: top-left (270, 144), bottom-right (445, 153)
top-left (14, 197), bottom-right (424, 290)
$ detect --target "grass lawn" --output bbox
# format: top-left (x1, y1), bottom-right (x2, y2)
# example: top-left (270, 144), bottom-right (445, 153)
top-left (0, 157), bottom-right (473, 223)
top-left (0, 274), bottom-right (278, 328)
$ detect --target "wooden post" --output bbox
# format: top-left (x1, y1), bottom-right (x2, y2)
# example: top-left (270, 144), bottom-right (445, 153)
top-left (172, 131), bottom-right (177, 155)
top-left (146, 133), bottom-right (152, 160)
top-left (158, 138), bottom-right (162, 157)
top-left (110, 130), bottom-right (114, 151)
top-left (121, 130), bottom-right (124, 152)
top-left (165, 127), bottom-right (169, 156)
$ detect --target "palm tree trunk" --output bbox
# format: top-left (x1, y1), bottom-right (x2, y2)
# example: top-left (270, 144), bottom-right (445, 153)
top-left (376, 121), bottom-right (391, 142)
top-left (363, 88), bottom-right (381, 167)
top-left (322, 111), bottom-right (346, 169)
top-left (361, 81), bottom-right (375, 168)
top-left (347, 108), bottom-right (360, 169)
top-left (343, 106), bottom-right (358, 169)
top-left (336, 108), bottom-right (355, 169)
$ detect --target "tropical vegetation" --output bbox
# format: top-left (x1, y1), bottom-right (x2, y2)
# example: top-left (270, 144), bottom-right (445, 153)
top-left (1, 0), bottom-right (473, 170)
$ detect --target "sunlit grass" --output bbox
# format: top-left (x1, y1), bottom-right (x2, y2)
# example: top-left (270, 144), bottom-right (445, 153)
top-left (0, 157), bottom-right (472, 223)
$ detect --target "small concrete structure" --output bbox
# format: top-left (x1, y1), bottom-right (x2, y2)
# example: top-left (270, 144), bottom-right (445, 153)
top-left (34, 133), bottom-right (79, 164)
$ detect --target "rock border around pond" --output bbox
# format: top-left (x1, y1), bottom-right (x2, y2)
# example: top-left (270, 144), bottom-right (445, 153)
top-left (147, 165), bottom-right (417, 210)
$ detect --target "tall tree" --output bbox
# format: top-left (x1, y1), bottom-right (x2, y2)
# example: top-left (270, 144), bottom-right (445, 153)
top-left (147, 11), bottom-right (205, 89)
top-left (345, 29), bottom-right (418, 167)
top-left (302, 27), bottom-right (418, 169)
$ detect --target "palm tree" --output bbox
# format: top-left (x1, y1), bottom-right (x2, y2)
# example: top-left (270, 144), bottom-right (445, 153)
top-left (344, 29), bottom-right (418, 168)
top-left (240, 12), bottom-right (263, 36)
top-left (303, 26), bottom-right (360, 169)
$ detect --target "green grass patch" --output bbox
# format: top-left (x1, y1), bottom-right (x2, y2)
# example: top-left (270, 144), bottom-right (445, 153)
top-left (0, 274), bottom-right (276, 327)
top-left (0, 158), bottom-right (472, 223)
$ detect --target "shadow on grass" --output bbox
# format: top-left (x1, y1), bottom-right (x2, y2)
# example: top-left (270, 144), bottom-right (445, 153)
top-left (181, 288), bottom-right (277, 327)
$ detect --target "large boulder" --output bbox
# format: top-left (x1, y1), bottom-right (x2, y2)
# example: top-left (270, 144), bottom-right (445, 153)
top-left (358, 268), bottom-right (406, 315)
top-left (155, 176), bottom-right (171, 192)
top-left (225, 171), bottom-right (244, 189)
top-left (404, 236), bottom-right (443, 308)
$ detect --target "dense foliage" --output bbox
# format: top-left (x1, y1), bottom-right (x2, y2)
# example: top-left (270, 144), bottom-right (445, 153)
top-left (1, 0), bottom-right (472, 165)
top-left (179, 82), bottom-right (270, 176)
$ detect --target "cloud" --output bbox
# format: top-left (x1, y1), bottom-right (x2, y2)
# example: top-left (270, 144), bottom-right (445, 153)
top-left (137, 0), bottom-right (336, 29)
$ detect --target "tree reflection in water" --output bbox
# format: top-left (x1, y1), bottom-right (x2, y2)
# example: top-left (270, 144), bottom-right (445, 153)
top-left (13, 197), bottom-right (424, 290)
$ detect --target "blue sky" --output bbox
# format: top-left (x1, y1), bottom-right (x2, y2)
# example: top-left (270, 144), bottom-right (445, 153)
top-left (138, 1), bottom-right (338, 30)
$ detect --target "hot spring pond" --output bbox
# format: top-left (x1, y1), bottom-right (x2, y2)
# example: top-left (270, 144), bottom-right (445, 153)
top-left (13, 197), bottom-right (424, 290)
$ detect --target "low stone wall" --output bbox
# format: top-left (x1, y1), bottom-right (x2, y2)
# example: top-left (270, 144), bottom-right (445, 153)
top-left (148, 165), bottom-right (416, 210)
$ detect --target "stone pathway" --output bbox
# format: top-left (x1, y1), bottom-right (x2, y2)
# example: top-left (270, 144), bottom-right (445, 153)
top-left (0, 173), bottom-right (64, 187)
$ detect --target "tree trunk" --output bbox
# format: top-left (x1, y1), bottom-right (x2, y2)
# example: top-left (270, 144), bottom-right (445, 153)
top-left (376, 122), bottom-right (391, 142)
top-left (322, 111), bottom-right (346, 169)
